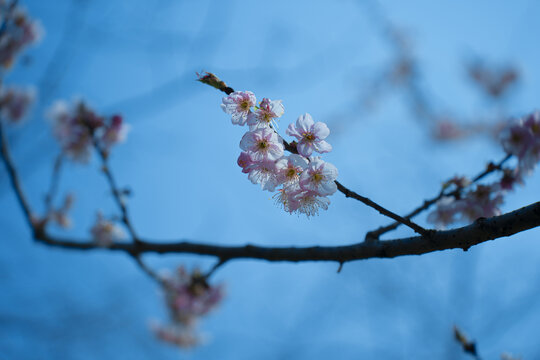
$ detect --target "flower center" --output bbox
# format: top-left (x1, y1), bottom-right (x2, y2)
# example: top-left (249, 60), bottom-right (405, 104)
top-left (312, 173), bottom-right (323, 183)
top-left (240, 100), bottom-right (251, 111)
top-left (257, 140), bottom-right (269, 150)
top-left (302, 132), bottom-right (315, 142)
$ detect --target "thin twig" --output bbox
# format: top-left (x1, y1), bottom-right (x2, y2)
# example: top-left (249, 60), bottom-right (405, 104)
top-left (44, 153), bottom-right (63, 214)
top-left (365, 154), bottom-right (512, 240)
top-left (91, 135), bottom-right (139, 241)
top-left (0, 121), bottom-right (37, 232)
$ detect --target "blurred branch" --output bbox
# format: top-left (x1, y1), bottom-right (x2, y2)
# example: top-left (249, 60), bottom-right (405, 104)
top-left (454, 326), bottom-right (481, 360)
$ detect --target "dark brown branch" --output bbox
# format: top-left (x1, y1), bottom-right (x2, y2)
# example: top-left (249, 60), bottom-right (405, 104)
top-left (0, 122), bottom-right (37, 233)
top-left (29, 200), bottom-right (540, 264)
top-left (365, 154), bottom-right (512, 240)
top-left (2, 118), bottom-right (540, 268)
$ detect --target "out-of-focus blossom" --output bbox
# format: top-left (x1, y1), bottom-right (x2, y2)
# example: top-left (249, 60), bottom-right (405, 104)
top-left (500, 112), bottom-right (540, 175)
top-left (426, 196), bottom-right (464, 229)
top-left (427, 184), bottom-right (505, 228)
top-left (151, 323), bottom-right (200, 348)
top-left (0, 2), bottom-right (43, 69)
top-left (432, 120), bottom-right (464, 141)
top-left (240, 128), bottom-right (284, 161)
top-left (89, 212), bottom-right (124, 247)
top-left (47, 100), bottom-right (129, 162)
top-left (98, 114), bottom-right (130, 149)
top-left (221, 91), bottom-right (256, 126)
top-left (0, 86), bottom-right (34, 123)
top-left (48, 193), bottom-right (75, 228)
top-left (286, 113), bottom-right (332, 157)
top-left (247, 98), bottom-right (284, 129)
top-left (299, 157), bottom-right (338, 196)
top-left (154, 266), bottom-right (224, 348)
top-left (460, 184), bottom-right (504, 221)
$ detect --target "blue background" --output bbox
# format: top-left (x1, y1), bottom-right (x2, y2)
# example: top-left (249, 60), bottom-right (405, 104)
top-left (1, 0), bottom-right (540, 359)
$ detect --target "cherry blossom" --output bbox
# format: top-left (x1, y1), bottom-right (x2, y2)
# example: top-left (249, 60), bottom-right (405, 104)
top-left (275, 154), bottom-right (308, 186)
top-left (0, 2), bottom-right (43, 69)
top-left (89, 212), bottom-right (125, 247)
top-left (239, 128), bottom-right (284, 161)
top-left (288, 189), bottom-right (331, 217)
top-left (0, 86), bottom-right (34, 123)
top-left (286, 113), bottom-right (332, 157)
top-left (299, 157), bottom-right (338, 196)
top-left (500, 112), bottom-right (540, 175)
top-left (221, 91), bottom-right (256, 126)
top-left (246, 158), bottom-right (282, 191)
top-left (47, 100), bottom-right (129, 162)
top-left (154, 267), bottom-right (224, 348)
top-left (247, 98), bottom-right (284, 129)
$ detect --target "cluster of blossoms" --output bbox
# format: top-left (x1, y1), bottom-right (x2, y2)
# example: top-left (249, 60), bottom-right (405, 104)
top-left (0, 0), bottom-right (42, 68)
top-left (222, 91), bottom-right (338, 216)
top-left (47, 100), bottom-right (130, 162)
top-left (152, 267), bottom-right (224, 348)
top-left (428, 111), bottom-right (540, 228)
top-left (500, 111), bottom-right (540, 176)
top-left (89, 212), bottom-right (125, 247)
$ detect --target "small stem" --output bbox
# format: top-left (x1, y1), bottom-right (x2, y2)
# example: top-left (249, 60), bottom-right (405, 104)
top-left (131, 254), bottom-right (163, 284)
top-left (91, 135), bottom-right (139, 242)
top-left (204, 258), bottom-right (229, 279)
top-left (0, 121), bottom-right (37, 233)
top-left (44, 153), bottom-right (64, 214)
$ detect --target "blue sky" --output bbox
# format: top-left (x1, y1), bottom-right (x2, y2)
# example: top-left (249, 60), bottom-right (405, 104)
top-left (1, 0), bottom-right (540, 359)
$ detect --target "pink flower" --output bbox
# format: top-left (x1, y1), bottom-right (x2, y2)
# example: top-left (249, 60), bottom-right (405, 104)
top-left (162, 267), bottom-right (224, 321)
top-left (286, 113), bottom-right (332, 157)
top-left (427, 197), bottom-right (464, 229)
top-left (0, 86), bottom-right (34, 123)
top-left (221, 91), bottom-right (256, 126)
top-left (460, 184), bottom-right (504, 222)
top-left (247, 98), bottom-right (284, 129)
top-left (246, 157), bottom-right (281, 191)
top-left (299, 157), bottom-right (338, 196)
top-left (237, 151), bottom-right (255, 174)
top-left (151, 323), bottom-right (199, 348)
top-left (239, 128), bottom-right (284, 161)
top-left (275, 154), bottom-right (308, 186)
top-left (98, 114), bottom-right (130, 149)
top-left (500, 112), bottom-right (540, 175)
top-left (90, 212), bottom-right (125, 247)
top-left (47, 100), bottom-right (128, 162)
top-left (287, 189), bottom-right (331, 217)
top-left (0, 6), bottom-right (43, 68)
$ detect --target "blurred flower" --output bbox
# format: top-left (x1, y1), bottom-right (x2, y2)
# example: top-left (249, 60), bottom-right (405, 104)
top-left (47, 100), bottom-right (129, 162)
top-left (500, 111), bottom-right (540, 175)
top-left (0, 2), bottom-right (43, 69)
top-left (90, 212), bottom-right (125, 247)
top-left (153, 266), bottom-right (224, 348)
top-left (0, 86), bottom-right (34, 123)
